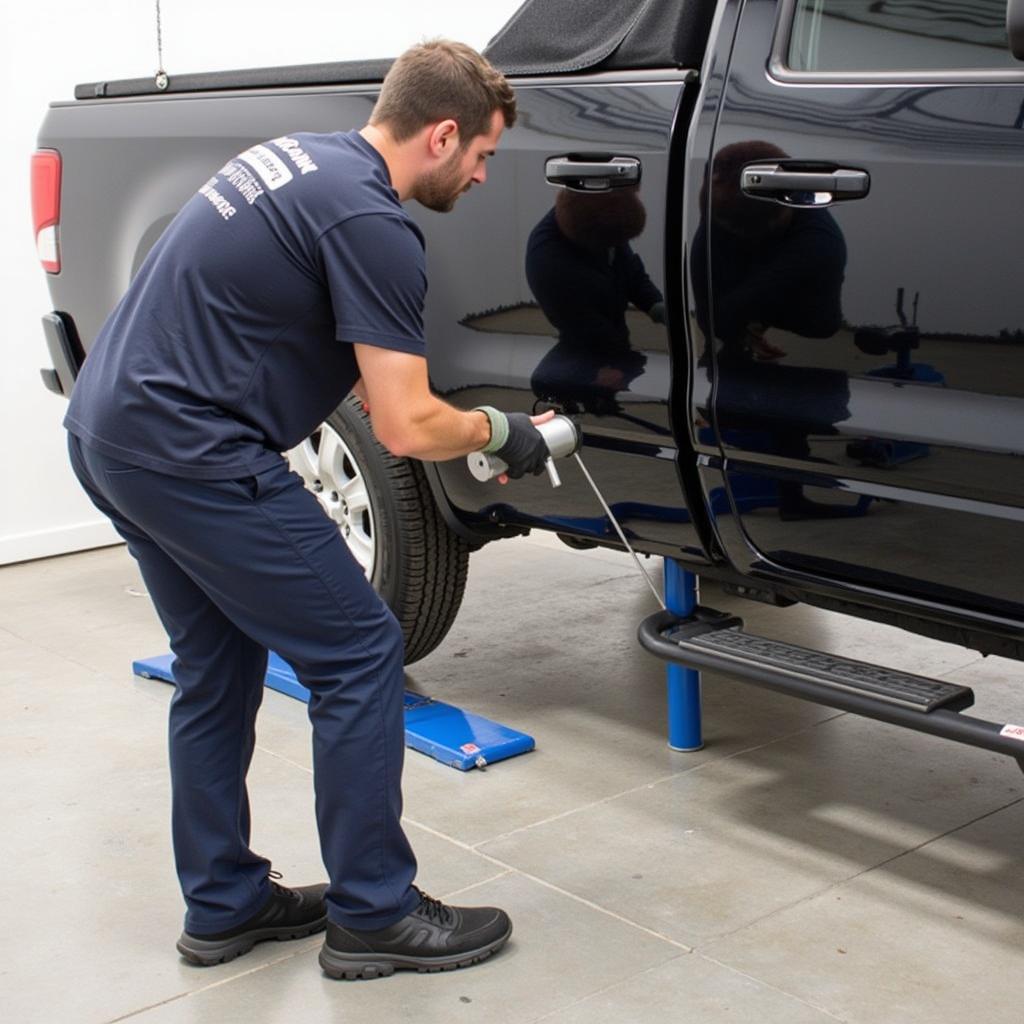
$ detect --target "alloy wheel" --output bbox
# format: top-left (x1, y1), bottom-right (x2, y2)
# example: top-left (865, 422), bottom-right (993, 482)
top-left (285, 423), bottom-right (376, 578)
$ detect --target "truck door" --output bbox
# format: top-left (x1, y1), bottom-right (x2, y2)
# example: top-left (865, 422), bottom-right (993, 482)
top-left (419, 78), bottom-right (708, 560)
top-left (700, 0), bottom-right (1024, 617)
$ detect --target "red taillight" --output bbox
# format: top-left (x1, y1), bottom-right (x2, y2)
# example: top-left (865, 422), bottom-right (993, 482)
top-left (32, 149), bottom-right (62, 274)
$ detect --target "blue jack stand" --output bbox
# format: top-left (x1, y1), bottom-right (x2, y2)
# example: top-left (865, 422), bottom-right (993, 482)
top-left (132, 652), bottom-right (535, 772)
top-left (664, 560), bottom-right (703, 751)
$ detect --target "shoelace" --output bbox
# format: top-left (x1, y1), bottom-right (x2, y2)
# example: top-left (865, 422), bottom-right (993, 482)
top-left (268, 869), bottom-right (301, 903)
top-left (413, 886), bottom-right (455, 926)
top-left (265, 874), bottom-right (452, 918)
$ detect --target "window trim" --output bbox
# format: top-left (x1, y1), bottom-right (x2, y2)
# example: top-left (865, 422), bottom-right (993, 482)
top-left (768, 0), bottom-right (1024, 84)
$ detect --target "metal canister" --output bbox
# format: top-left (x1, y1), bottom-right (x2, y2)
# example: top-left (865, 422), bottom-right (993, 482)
top-left (468, 414), bottom-right (580, 487)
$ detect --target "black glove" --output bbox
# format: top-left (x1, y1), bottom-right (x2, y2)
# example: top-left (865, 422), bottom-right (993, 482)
top-left (496, 413), bottom-right (549, 479)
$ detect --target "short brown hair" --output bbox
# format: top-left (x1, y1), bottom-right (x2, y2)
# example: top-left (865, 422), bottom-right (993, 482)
top-left (370, 40), bottom-right (517, 144)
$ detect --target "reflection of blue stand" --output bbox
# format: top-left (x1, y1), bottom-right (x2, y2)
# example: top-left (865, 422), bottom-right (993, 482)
top-left (664, 560), bottom-right (703, 751)
top-left (131, 652), bottom-right (534, 772)
top-left (867, 356), bottom-right (944, 385)
top-left (712, 476), bottom-right (779, 517)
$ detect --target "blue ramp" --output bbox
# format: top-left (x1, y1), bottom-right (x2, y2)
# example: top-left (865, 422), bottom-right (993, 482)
top-left (132, 652), bottom-right (534, 771)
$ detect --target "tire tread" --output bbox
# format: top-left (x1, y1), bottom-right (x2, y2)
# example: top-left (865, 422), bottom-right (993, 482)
top-left (336, 397), bottom-right (471, 664)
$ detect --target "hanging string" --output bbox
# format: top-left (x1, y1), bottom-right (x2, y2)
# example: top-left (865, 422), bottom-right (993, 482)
top-left (155, 0), bottom-right (169, 90)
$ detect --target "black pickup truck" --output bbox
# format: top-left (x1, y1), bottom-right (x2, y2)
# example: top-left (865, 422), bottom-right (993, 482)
top-left (33, 0), bottom-right (1024, 765)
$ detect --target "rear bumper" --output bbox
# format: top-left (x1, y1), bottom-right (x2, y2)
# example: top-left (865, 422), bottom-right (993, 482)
top-left (40, 311), bottom-right (85, 397)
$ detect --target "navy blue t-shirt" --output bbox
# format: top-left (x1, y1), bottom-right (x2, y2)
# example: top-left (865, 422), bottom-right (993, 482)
top-left (65, 131), bottom-right (426, 479)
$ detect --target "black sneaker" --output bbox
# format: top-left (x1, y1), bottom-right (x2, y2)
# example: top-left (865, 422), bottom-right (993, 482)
top-left (319, 887), bottom-right (512, 980)
top-left (177, 874), bottom-right (328, 966)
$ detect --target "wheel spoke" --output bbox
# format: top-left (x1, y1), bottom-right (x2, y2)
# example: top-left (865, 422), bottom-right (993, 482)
top-left (340, 476), bottom-right (370, 515)
top-left (317, 428), bottom-right (345, 488)
top-left (346, 527), bottom-right (374, 573)
top-left (285, 434), bottom-right (319, 487)
top-left (286, 418), bottom-right (379, 580)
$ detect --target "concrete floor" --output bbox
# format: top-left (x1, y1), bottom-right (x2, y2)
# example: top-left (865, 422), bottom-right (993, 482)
top-left (3, 533), bottom-right (1024, 1023)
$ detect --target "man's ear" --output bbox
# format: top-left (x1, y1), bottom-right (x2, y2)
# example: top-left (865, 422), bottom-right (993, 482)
top-left (427, 119), bottom-right (460, 158)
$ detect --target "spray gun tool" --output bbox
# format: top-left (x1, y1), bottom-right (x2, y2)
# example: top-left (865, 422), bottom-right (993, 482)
top-left (467, 416), bottom-right (666, 609)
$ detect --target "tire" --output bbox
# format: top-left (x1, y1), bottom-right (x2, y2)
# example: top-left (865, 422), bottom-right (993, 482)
top-left (285, 395), bottom-right (470, 665)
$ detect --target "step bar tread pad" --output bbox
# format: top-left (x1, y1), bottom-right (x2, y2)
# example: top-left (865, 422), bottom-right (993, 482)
top-left (677, 629), bottom-right (972, 711)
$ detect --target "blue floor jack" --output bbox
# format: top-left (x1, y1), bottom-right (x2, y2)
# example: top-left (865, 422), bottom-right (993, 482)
top-left (133, 651), bottom-right (535, 771)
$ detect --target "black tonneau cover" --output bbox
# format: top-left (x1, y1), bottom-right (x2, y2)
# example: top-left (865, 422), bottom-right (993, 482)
top-left (484, 0), bottom-right (714, 74)
top-left (74, 0), bottom-right (711, 100)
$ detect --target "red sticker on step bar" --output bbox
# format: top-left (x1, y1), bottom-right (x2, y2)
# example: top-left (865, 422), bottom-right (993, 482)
top-left (1000, 724), bottom-right (1024, 741)
top-left (460, 743), bottom-right (481, 755)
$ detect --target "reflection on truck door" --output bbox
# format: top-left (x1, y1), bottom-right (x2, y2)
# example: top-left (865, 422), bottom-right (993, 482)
top-left (703, 0), bottom-right (1024, 615)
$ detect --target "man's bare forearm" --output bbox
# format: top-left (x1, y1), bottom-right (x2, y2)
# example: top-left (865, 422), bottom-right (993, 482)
top-left (373, 396), bottom-right (491, 461)
top-left (353, 344), bottom-right (494, 461)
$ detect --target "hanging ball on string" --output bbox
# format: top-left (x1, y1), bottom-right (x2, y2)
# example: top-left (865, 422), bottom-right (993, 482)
top-left (153, 0), bottom-right (168, 91)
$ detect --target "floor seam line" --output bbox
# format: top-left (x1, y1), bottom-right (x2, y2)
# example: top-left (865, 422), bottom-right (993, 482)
top-left (405, 851), bottom-right (691, 950)
top-left (463, 769), bottom-right (690, 847)
top-left (10, 638), bottom-right (129, 679)
top-left (832, 793), bottom-right (1024, 884)
top-left (701, 793), bottom-right (1024, 946)
top-left (102, 946), bottom-right (316, 1022)
top-left (461, 713), bottom-right (849, 850)
top-left (395, 818), bottom-right (688, 949)
top-left (403, 816), bottom-right (480, 852)
top-left (696, 953), bottom-right (849, 1021)
top-left (439, 870), bottom-right (512, 900)
top-left (495, 867), bottom-right (692, 951)
top-left (105, 992), bottom-right (194, 1023)
top-left (581, 572), bottom-right (653, 589)
top-left (525, 955), bottom-right (692, 1024)
top-left (934, 654), bottom-right (989, 680)
top-left (254, 744), bottom-right (313, 774)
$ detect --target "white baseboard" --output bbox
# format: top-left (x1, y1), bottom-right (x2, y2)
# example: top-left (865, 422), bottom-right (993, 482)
top-left (0, 519), bottom-right (123, 566)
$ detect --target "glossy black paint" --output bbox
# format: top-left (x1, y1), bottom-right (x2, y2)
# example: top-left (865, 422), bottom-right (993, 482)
top-left (39, 10), bottom-right (1024, 648)
top-left (41, 78), bottom-right (710, 561)
top-left (421, 80), bottom-right (710, 561)
top-left (694, 0), bottom-right (1024, 623)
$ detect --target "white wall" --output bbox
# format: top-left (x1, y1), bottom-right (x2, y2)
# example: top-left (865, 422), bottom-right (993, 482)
top-left (0, 0), bottom-right (521, 565)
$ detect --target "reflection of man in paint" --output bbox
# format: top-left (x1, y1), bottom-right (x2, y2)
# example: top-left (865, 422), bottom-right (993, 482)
top-left (695, 141), bottom-right (861, 520)
top-left (694, 140), bottom-right (847, 359)
top-left (525, 186), bottom-right (663, 412)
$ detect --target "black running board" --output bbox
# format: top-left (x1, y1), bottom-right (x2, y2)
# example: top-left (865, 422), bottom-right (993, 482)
top-left (638, 608), bottom-right (1024, 763)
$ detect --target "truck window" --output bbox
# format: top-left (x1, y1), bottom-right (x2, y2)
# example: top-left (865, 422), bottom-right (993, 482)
top-left (786, 0), bottom-right (1018, 72)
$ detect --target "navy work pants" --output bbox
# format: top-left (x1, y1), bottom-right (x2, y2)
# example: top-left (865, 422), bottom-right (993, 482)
top-left (68, 434), bottom-right (419, 934)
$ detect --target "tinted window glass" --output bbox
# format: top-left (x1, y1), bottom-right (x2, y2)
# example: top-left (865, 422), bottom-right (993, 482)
top-left (788, 0), bottom-right (1017, 71)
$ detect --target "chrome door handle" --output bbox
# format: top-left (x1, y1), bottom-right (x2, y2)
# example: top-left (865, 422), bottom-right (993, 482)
top-left (741, 163), bottom-right (870, 206)
top-left (545, 154), bottom-right (641, 192)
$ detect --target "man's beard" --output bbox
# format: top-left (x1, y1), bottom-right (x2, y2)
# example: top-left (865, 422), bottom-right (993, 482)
top-left (413, 152), bottom-right (469, 213)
